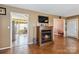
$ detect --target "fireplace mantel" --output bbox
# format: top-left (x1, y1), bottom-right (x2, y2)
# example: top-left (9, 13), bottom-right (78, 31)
top-left (36, 26), bottom-right (53, 46)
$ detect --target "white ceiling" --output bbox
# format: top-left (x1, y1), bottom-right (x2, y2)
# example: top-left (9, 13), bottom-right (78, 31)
top-left (6, 4), bottom-right (79, 17)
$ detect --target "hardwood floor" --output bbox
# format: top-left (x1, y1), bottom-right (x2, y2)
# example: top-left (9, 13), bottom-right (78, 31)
top-left (0, 36), bottom-right (79, 54)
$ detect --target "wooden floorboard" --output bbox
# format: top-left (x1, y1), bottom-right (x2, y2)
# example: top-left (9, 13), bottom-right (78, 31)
top-left (0, 36), bottom-right (79, 54)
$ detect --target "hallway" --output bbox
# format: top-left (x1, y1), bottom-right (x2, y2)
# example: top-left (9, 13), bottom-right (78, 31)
top-left (0, 36), bottom-right (79, 54)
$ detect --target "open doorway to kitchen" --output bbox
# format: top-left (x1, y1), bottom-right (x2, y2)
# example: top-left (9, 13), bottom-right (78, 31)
top-left (10, 12), bottom-right (29, 47)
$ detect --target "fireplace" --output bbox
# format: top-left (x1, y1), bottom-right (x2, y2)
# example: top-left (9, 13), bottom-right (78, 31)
top-left (41, 30), bottom-right (52, 43)
top-left (36, 26), bottom-right (53, 46)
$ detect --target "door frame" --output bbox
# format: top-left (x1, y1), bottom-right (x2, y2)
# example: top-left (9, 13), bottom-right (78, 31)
top-left (64, 19), bottom-right (67, 37)
top-left (53, 18), bottom-right (65, 37)
top-left (10, 12), bottom-right (30, 48)
top-left (65, 17), bottom-right (78, 39)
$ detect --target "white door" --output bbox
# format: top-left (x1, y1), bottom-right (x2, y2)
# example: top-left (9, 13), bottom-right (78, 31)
top-left (67, 18), bottom-right (78, 38)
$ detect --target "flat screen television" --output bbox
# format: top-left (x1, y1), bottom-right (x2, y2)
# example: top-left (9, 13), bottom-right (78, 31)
top-left (38, 16), bottom-right (49, 23)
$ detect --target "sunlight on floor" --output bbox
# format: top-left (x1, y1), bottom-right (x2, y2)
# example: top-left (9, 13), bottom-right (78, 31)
top-left (12, 34), bottom-right (28, 47)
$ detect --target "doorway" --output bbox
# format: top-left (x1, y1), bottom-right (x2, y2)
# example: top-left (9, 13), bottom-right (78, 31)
top-left (10, 12), bottom-right (29, 47)
top-left (66, 18), bottom-right (78, 38)
top-left (53, 17), bottom-right (64, 38)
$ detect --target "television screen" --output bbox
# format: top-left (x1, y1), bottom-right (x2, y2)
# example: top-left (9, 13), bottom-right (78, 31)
top-left (38, 16), bottom-right (49, 23)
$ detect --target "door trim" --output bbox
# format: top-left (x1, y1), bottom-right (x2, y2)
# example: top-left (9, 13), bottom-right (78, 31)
top-left (10, 12), bottom-right (30, 48)
top-left (66, 18), bottom-right (78, 39)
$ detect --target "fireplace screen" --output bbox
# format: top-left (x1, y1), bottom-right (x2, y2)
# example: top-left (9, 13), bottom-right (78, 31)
top-left (41, 30), bottom-right (52, 43)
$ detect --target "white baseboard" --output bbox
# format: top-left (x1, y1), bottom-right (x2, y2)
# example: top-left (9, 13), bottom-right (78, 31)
top-left (0, 42), bottom-right (33, 50)
top-left (0, 47), bottom-right (11, 50)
